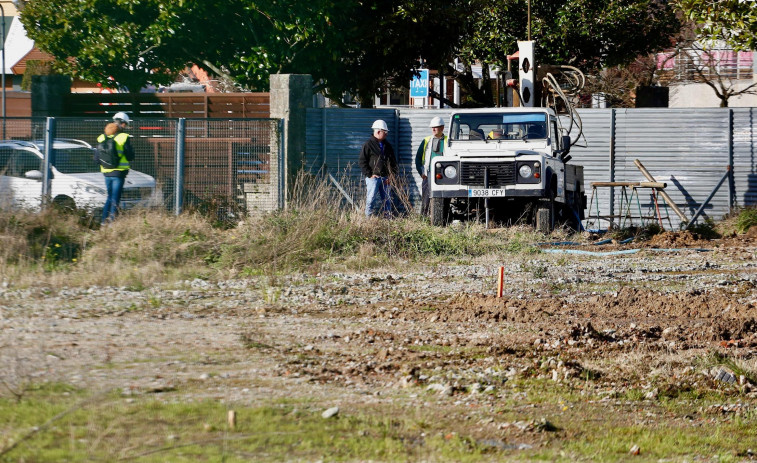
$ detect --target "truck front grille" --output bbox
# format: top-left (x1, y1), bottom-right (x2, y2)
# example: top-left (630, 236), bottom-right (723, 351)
top-left (460, 162), bottom-right (516, 187)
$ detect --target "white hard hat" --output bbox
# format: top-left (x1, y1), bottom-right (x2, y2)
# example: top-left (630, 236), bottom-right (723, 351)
top-left (113, 112), bottom-right (131, 124)
top-left (371, 119), bottom-right (389, 131)
top-left (429, 116), bottom-right (445, 128)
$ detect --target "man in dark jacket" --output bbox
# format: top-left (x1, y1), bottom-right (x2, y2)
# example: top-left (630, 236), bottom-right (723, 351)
top-left (358, 119), bottom-right (398, 217)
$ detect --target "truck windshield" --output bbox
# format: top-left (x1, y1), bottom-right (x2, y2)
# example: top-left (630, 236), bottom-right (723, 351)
top-left (450, 112), bottom-right (548, 141)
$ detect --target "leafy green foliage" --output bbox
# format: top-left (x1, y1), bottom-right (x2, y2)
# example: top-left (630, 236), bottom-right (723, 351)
top-left (0, 208), bottom-right (84, 266)
top-left (453, 0), bottom-right (681, 105)
top-left (19, 0), bottom-right (681, 106)
top-left (18, 0), bottom-right (469, 103)
top-left (735, 207), bottom-right (757, 234)
top-left (678, 0), bottom-right (757, 51)
top-left (21, 60), bottom-right (54, 91)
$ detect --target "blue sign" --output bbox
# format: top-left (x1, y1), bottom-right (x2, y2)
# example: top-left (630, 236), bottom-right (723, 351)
top-left (410, 69), bottom-right (429, 98)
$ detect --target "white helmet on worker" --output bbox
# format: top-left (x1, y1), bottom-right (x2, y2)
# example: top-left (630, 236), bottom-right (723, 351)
top-left (429, 116), bottom-right (445, 128)
top-left (371, 120), bottom-right (389, 132)
top-left (113, 112), bottom-right (131, 124)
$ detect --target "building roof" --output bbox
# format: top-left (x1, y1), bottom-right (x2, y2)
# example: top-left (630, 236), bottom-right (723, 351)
top-left (3, 16), bottom-right (35, 74)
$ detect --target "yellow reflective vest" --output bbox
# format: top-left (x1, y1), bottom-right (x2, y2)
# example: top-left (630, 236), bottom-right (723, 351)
top-left (415, 134), bottom-right (447, 177)
top-left (96, 132), bottom-right (131, 173)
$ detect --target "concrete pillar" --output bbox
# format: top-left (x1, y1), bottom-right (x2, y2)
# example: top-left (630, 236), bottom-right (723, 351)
top-left (31, 75), bottom-right (71, 117)
top-left (269, 74), bottom-right (313, 204)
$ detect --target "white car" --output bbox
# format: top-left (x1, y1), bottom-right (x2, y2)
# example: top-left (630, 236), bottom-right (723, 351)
top-left (0, 138), bottom-right (157, 212)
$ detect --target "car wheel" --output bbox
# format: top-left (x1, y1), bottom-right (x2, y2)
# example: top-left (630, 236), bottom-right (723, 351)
top-left (52, 196), bottom-right (77, 213)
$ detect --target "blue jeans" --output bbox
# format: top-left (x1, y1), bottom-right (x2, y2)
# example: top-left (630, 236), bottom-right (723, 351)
top-left (102, 175), bottom-right (125, 224)
top-left (365, 177), bottom-right (392, 217)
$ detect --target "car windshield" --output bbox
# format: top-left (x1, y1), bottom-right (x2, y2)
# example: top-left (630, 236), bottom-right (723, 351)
top-left (450, 112), bottom-right (548, 141)
top-left (53, 148), bottom-right (100, 174)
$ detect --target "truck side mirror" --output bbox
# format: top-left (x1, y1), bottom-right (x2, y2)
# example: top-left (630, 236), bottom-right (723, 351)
top-left (431, 137), bottom-right (442, 153)
top-left (561, 135), bottom-right (572, 158)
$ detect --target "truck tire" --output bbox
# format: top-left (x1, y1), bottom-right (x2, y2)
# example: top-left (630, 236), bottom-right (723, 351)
top-left (430, 197), bottom-right (448, 226)
top-left (536, 196), bottom-right (555, 233)
top-left (571, 188), bottom-right (584, 230)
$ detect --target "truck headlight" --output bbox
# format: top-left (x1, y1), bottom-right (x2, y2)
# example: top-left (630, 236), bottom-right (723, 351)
top-left (517, 161), bottom-right (541, 184)
top-left (518, 164), bottom-right (533, 178)
top-left (443, 165), bottom-right (458, 179)
top-left (434, 161), bottom-right (460, 185)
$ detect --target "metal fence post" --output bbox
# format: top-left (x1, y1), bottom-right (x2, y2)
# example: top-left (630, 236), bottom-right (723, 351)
top-left (609, 109), bottom-right (616, 220)
top-left (42, 117), bottom-right (55, 207)
top-left (279, 118), bottom-right (285, 209)
top-left (174, 118), bottom-right (186, 215)
top-left (728, 109), bottom-right (735, 211)
top-left (321, 107), bottom-right (327, 170)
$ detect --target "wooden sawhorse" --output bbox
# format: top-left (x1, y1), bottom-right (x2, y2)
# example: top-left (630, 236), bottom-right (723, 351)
top-left (585, 181), bottom-right (671, 231)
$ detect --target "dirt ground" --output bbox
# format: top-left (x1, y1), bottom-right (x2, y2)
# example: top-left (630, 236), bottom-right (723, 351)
top-left (2, 230), bottom-right (757, 460)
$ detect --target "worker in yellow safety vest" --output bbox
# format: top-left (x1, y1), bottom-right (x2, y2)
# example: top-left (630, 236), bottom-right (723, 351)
top-left (97, 111), bottom-right (135, 225)
top-left (415, 116), bottom-right (447, 216)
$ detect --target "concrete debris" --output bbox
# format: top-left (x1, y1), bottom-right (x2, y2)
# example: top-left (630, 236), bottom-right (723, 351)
top-left (321, 406), bottom-right (339, 419)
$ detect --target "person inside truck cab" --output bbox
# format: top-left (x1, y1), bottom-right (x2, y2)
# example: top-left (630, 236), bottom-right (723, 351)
top-left (487, 128), bottom-right (505, 139)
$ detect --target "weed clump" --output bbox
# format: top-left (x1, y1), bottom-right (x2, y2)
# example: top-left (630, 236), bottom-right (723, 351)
top-left (0, 208), bottom-right (86, 273)
top-left (735, 207), bottom-right (757, 234)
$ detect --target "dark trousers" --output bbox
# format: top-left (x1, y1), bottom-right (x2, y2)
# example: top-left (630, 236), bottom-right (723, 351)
top-left (421, 177), bottom-right (430, 216)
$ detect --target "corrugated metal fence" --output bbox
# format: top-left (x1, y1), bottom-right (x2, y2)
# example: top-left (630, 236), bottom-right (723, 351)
top-left (0, 117), bottom-right (283, 220)
top-left (305, 107), bottom-right (757, 228)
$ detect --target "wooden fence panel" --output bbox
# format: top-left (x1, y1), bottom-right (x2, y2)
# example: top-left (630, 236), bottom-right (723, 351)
top-left (62, 92), bottom-right (270, 118)
top-left (6, 93), bottom-right (31, 117)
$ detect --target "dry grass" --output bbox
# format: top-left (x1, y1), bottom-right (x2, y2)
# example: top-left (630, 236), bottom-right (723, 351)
top-left (0, 174), bottom-right (589, 287)
top-left (74, 209), bottom-right (220, 286)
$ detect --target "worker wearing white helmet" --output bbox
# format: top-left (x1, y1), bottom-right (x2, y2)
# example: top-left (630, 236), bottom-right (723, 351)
top-left (113, 111), bottom-right (131, 125)
top-left (95, 112), bottom-right (135, 225)
top-left (415, 116), bottom-right (447, 215)
top-left (358, 119), bottom-right (398, 217)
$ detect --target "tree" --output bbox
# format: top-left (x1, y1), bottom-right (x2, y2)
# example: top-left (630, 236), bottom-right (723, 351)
top-left (18, 0), bottom-right (342, 92)
top-left (18, 0), bottom-right (470, 106)
top-left (444, 0), bottom-right (682, 106)
top-left (678, 0), bottom-right (757, 51)
top-left (661, 36), bottom-right (757, 107)
top-left (581, 56), bottom-right (660, 108)
top-left (19, 0), bottom-right (680, 107)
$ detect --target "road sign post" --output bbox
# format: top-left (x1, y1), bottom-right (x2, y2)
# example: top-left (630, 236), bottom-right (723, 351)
top-left (410, 69), bottom-right (429, 107)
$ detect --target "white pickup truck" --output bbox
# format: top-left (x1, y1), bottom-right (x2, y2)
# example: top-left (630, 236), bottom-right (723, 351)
top-left (428, 107), bottom-right (585, 232)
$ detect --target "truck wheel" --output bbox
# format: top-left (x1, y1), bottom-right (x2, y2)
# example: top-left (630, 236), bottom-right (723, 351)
top-left (430, 197), bottom-right (448, 226)
top-left (570, 188), bottom-right (584, 231)
top-left (536, 196), bottom-right (555, 233)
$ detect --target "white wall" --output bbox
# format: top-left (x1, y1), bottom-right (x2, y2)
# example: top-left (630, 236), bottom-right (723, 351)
top-left (670, 80), bottom-right (757, 107)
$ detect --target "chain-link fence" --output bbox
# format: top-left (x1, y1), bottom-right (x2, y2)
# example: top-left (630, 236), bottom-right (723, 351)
top-left (0, 117), bottom-right (283, 219)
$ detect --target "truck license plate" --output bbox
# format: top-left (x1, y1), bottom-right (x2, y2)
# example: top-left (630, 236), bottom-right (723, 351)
top-left (468, 189), bottom-right (505, 197)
